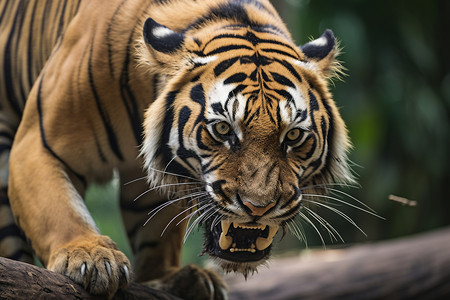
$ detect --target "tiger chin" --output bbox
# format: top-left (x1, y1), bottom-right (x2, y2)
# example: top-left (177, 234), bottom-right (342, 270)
top-left (2, 0), bottom-right (354, 299)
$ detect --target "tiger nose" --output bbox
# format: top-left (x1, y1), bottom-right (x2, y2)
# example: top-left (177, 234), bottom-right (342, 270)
top-left (242, 200), bottom-right (276, 217)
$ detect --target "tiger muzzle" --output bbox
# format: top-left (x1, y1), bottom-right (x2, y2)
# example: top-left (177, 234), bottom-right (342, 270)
top-left (203, 218), bottom-right (279, 263)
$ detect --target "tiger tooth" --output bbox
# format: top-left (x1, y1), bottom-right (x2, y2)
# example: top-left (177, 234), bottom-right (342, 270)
top-left (219, 232), bottom-right (232, 250)
top-left (268, 225), bottom-right (279, 239)
top-left (255, 225), bottom-right (279, 251)
top-left (221, 220), bottom-right (231, 235)
top-left (219, 220), bottom-right (233, 250)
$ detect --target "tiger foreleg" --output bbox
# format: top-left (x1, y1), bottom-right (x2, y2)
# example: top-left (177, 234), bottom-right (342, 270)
top-left (119, 170), bottom-right (227, 300)
top-left (9, 127), bottom-right (131, 298)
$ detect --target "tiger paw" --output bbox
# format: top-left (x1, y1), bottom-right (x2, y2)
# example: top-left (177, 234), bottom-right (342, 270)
top-left (47, 235), bottom-right (131, 298)
top-left (146, 264), bottom-right (228, 300)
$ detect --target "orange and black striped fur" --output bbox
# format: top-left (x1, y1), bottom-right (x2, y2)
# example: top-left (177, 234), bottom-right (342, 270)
top-left (0, 0), bottom-right (353, 298)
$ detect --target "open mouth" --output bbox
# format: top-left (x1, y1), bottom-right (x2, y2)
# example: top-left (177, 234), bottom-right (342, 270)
top-left (203, 219), bottom-right (279, 263)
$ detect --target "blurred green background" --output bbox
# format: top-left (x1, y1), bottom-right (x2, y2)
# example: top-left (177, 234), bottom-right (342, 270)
top-left (86, 0), bottom-right (450, 266)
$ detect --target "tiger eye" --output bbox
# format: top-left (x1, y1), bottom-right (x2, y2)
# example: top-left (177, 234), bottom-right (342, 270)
top-left (215, 122), bottom-right (231, 136)
top-left (286, 128), bottom-right (301, 142)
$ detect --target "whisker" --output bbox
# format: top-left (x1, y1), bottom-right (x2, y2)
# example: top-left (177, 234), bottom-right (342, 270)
top-left (146, 166), bottom-right (204, 183)
top-left (175, 196), bottom-right (212, 226)
top-left (303, 193), bottom-right (384, 219)
top-left (211, 214), bottom-right (223, 232)
top-left (134, 182), bottom-right (203, 202)
top-left (286, 220), bottom-right (308, 247)
top-left (184, 206), bottom-right (216, 243)
top-left (123, 176), bottom-right (147, 186)
top-left (298, 211), bottom-right (326, 248)
top-left (300, 182), bottom-right (360, 191)
top-left (303, 206), bottom-right (344, 243)
top-left (160, 200), bottom-right (207, 237)
top-left (143, 191), bottom-right (208, 226)
top-left (328, 188), bottom-right (376, 213)
top-left (303, 199), bottom-right (367, 237)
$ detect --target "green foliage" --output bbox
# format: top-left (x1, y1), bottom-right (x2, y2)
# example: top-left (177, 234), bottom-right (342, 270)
top-left (275, 0), bottom-right (450, 242)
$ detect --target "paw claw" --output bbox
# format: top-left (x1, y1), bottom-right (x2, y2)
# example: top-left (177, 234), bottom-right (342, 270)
top-left (105, 261), bottom-right (112, 277)
top-left (123, 265), bottom-right (130, 281)
top-left (47, 235), bottom-right (131, 297)
top-left (81, 263), bottom-right (87, 277)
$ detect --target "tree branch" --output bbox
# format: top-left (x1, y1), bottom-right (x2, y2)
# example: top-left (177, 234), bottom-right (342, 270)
top-left (226, 227), bottom-right (450, 299)
top-left (2, 227), bottom-right (450, 299)
top-left (0, 257), bottom-right (180, 300)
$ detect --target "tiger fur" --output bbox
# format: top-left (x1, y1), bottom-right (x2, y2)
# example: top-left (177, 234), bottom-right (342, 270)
top-left (0, 0), bottom-right (352, 299)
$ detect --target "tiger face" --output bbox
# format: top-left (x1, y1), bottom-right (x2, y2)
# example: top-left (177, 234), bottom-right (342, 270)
top-left (140, 18), bottom-right (352, 275)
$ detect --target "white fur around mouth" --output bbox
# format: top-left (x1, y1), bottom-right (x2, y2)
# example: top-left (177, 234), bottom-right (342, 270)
top-left (219, 220), bottom-right (279, 252)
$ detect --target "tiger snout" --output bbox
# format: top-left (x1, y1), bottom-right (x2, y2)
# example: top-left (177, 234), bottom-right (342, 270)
top-left (202, 174), bottom-right (302, 275)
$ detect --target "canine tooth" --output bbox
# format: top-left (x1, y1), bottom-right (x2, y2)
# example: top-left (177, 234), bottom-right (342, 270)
top-left (251, 243), bottom-right (255, 249)
top-left (219, 222), bottom-right (233, 250)
top-left (251, 248), bottom-right (256, 253)
top-left (233, 222), bottom-right (238, 228)
top-left (255, 225), bottom-right (279, 251)
top-left (268, 225), bottom-right (279, 239)
top-left (256, 237), bottom-right (272, 251)
top-left (221, 220), bottom-right (231, 234)
top-left (219, 232), bottom-right (232, 250)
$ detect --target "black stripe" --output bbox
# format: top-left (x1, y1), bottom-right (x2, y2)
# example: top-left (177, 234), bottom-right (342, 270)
top-left (224, 72), bottom-right (247, 84)
top-left (87, 35), bottom-right (124, 161)
top-left (106, 0), bottom-right (129, 78)
top-left (273, 202), bottom-right (300, 220)
top-left (8, 249), bottom-right (33, 261)
top-left (119, 28), bottom-right (143, 146)
top-left (280, 186), bottom-right (301, 210)
top-left (0, 144), bottom-right (11, 153)
top-left (271, 72), bottom-right (295, 88)
top-left (26, 0), bottom-right (39, 91)
top-left (3, 0), bottom-right (27, 115)
top-left (321, 97), bottom-right (335, 177)
top-left (136, 241), bottom-right (159, 253)
top-left (261, 48), bottom-right (299, 60)
top-left (0, 224), bottom-right (22, 239)
top-left (177, 106), bottom-right (201, 171)
top-left (185, 2), bottom-right (255, 32)
top-left (56, 0), bottom-right (69, 39)
top-left (279, 59), bottom-right (303, 83)
top-left (206, 44), bottom-right (253, 56)
top-left (214, 57), bottom-right (239, 77)
top-left (36, 73), bottom-right (87, 187)
top-left (0, 131), bottom-right (14, 141)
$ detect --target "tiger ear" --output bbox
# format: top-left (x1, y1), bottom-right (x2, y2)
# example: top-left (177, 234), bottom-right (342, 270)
top-left (141, 18), bottom-right (186, 72)
top-left (299, 29), bottom-right (340, 78)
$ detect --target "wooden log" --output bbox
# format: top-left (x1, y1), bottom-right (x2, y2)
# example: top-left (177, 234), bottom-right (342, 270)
top-left (225, 227), bottom-right (450, 300)
top-left (0, 257), bottom-right (180, 300)
top-left (2, 227), bottom-right (450, 299)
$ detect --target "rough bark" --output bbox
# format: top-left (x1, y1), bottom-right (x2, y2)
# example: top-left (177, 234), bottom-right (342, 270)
top-left (225, 227), bottom-right (450, 300)
top-left (0, 257), bottom-right (180, 300)
top-left (2, 227), bottom-right (450, 299)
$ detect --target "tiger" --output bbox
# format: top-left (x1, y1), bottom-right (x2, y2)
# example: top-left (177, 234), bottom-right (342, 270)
top-left (0, 0), bottom-right (353, 299)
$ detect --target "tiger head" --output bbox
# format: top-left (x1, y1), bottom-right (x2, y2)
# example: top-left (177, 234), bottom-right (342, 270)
top-left (139, 18), bottom-right (353, 275)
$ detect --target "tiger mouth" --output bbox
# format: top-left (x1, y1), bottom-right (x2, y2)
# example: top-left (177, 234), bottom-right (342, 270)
top-left (203, 219), bottom-right (279, 263)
